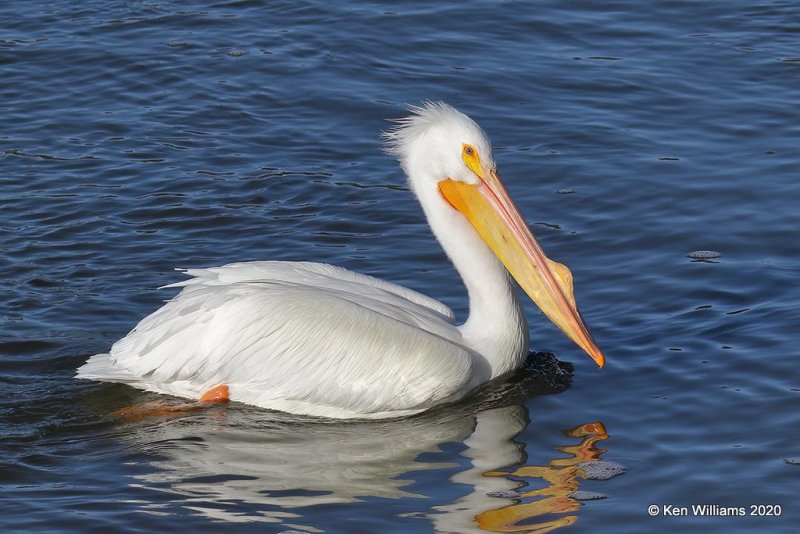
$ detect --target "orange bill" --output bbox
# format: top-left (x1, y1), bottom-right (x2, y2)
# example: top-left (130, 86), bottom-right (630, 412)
top-left (439, 170), bottom-right (605, 367)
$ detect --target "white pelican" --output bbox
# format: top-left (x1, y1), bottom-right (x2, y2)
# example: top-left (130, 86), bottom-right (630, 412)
top-left (77, 102), bottom-right (604, 419)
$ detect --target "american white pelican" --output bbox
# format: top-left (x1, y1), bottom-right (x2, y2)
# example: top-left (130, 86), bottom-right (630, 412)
top-left (77, 102), bottom-right (604, 419)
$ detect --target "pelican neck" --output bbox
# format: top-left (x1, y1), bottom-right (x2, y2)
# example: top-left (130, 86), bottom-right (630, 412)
top-left (412, 177), bottom-right (529, 377)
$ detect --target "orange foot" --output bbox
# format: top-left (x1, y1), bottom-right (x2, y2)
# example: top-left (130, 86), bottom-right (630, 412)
top-left (114, 385), bottom-right (230, 422)
top-left (199, 384), bottom-right (230, 403)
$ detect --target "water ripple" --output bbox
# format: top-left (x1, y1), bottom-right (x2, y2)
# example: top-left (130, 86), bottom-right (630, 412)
top-left (2, 0), bottom-right (799, 531)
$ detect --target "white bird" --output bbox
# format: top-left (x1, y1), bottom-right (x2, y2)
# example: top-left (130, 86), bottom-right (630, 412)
top-left (77, 102), bottom-right (604, 419)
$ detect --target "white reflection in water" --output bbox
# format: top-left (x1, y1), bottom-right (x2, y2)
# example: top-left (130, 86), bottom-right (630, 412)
top-left (115, 357), bottom-right (614, 532)
top-left (127, 405), bottom-right (523, 511)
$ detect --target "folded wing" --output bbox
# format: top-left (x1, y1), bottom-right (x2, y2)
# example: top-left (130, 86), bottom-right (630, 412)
top-left (78, 261), bottom-right (485, 418)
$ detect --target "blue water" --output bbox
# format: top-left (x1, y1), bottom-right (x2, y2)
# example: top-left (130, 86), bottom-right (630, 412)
top-left (2, 1), bottom-right (799, 532)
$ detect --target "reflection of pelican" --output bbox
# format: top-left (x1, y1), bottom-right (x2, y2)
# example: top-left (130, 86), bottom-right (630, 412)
top-left (120, 399), bottom-right (613, 532)
top-left (124, 403), bottom-right (530, 526)
top-left (78, 103), bottom-right (604, 418)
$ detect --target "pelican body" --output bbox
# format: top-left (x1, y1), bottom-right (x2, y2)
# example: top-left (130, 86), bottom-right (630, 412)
top-left (77, 103), bottom-right (604, 419)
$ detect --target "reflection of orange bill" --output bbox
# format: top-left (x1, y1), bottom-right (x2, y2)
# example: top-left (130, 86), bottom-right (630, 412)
top-left (478, 508), bottom-right (577, 533)
top-left (439, 172), bottom-right (604, 367)
top-left (479, 421), bottom-right (609, 532)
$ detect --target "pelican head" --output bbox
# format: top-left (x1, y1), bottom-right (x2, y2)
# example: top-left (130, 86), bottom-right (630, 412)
top-left (385, 102), bottom-right (605, 368)
top-left (384, 101), bottom-right (495, 187)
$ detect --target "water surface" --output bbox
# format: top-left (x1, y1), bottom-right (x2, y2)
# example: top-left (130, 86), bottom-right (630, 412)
top-left (2, 1), bottom-right (799, 532)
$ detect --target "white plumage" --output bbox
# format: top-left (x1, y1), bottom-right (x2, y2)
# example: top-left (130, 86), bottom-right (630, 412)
top-left (78, 102), bottom-right (604, 419)
top-left (80, 261), bottom-right (481, 418)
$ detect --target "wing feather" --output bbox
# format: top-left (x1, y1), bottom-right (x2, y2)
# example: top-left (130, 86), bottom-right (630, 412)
top-left (80, 262), bottom-right (484, 418)
top-left (166, 261), bottom-right (455, 321)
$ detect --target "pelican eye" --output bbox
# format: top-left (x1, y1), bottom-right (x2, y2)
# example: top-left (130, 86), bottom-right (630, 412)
top-left (462, 144), bottom-right (483, 179)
